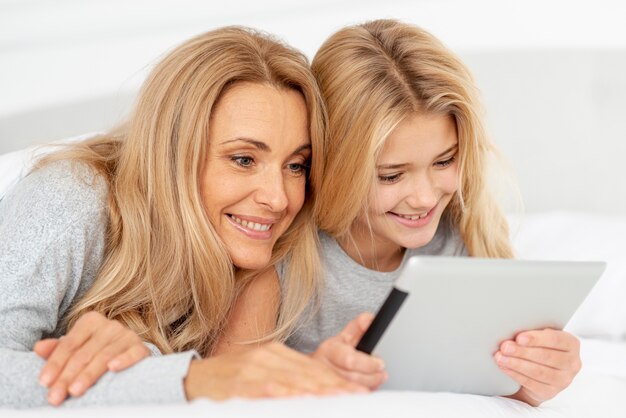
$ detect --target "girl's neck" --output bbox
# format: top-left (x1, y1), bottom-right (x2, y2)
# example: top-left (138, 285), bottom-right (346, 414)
top-left (336, 226), bottom-right (405, 272)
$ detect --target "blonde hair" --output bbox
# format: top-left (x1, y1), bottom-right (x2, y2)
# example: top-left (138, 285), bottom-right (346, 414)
top-left (44, 26), bottom-right (325, 355)
top-left (313, 19), bottom-right (513, 258)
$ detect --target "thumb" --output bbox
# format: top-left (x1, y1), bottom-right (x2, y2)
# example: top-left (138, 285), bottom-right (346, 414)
top-left (340, 312), bottom-right (375, 346)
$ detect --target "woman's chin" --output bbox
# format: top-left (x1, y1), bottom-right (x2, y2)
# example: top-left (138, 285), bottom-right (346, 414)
top-left (231, 253), bottom-right (272, 271)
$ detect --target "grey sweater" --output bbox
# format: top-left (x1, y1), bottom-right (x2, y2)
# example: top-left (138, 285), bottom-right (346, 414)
top-left (0, 162), bottom-right (196, 408)
top-left (286, 229), bottom-right (466, 353)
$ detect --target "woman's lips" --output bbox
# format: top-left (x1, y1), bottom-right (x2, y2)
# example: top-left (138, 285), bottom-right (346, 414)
top-left (226, 213), bottom-right (275, 240)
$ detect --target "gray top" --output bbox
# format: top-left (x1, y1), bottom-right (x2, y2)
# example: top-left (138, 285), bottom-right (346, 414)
top-left (0, 162), bottom-right (196, 408)
top-left (286, 228), bottom-right (466, 353)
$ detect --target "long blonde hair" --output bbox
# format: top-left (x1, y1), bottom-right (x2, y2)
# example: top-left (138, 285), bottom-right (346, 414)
top-left (46, 26), bottom-right (326, 355)
top-left (312, 19), bottom-right (513, 258)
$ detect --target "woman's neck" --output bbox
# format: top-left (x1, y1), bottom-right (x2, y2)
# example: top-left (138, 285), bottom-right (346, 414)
top-left (336, 226), bottom-right (405, 272)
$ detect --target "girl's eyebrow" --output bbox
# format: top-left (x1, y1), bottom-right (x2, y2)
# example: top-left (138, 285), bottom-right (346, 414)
top-left (377, 162), bottom-right (409, 170)
top-left (377, 144), bottom-right (458, 170)
top-left (435, 144), bottom-right (458, 159)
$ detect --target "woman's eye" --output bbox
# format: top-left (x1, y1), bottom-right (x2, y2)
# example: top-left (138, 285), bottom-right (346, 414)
top-left (232, 156), bottom-right (254, 167)
top-left (435, 156), bottom-right (456, 168)
top-left (287, 162), bottom-right (308, 176)
top-left (378, 173), bottom-right (401, 183)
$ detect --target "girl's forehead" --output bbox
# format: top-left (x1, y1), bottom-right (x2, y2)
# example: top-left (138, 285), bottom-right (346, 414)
top-left (377, 113), bottom-right (458, 161)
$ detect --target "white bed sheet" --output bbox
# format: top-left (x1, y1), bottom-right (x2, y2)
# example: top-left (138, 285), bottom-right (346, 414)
top-left (4, 338), bottom-right (625, 418)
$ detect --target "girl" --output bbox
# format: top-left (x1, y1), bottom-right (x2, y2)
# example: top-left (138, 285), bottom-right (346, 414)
top-left (0, 26), bottom-right (365, 408)
top-left (301, 19), bottom-right (581, 407)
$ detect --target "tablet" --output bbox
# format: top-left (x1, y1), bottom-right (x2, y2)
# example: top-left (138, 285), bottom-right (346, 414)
top-left (356, 256), bottom-right (605, 396)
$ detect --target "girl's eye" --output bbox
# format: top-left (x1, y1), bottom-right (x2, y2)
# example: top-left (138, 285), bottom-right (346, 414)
top-left (287, 162), bottom-right (308, 176)
top-left (435, 155), bottom-right (456, 168)
top-left (378, 173), bottom-right (402, 183)
top-left (232, 156), bottom-right (254, 167)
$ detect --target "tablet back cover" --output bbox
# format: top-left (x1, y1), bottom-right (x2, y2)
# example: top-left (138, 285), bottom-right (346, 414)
top-left (374, 256), bottom-right (604, 395)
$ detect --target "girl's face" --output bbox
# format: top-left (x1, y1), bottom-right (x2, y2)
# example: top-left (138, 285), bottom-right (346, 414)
top-left (353, 112), bottom-right (459, 257)
top-left (201, 82), bottom-right (311, 270)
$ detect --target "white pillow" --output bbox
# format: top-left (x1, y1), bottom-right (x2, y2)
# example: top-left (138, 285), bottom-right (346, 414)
top-left (0, 132), bottom-right (100, 201)
top-left (509, 211), bottom-right (626, 340)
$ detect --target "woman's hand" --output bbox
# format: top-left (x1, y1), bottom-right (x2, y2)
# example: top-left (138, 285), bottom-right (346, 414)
top-left (494, 329), bottom-right (582, 406)
top-left (185, 341), bottom-right (368, 399)
top-left (34, 311), bottom-right (150, 406)
top-left (311, 313), bottom-right (387, 390)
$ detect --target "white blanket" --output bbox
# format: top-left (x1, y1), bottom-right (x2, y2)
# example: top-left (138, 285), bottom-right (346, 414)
top-left (3, 338), bottom-right (625, 418)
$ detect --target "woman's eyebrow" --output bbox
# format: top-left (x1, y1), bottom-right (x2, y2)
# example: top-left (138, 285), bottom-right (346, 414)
top-left (290, 143), bottom-right (311, 156)
top-left (220, 138), bottom-right (270, 151)
top-left (219, 139), bottom-right (311, 156)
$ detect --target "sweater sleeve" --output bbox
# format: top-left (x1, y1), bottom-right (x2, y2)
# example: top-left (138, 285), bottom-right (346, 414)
top-left (0, 162), bottom-right (196, 408)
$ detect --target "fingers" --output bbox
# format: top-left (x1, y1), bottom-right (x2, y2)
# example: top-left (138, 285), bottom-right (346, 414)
top-left (498, 329), bottom-right (582, 373)
top-left (339, 313), bottom-right (375, 346)
top-left (313, 337), bottom-right (386, 389)
top-left (515, 329), bottom-right (580, 352)
top-left (495, 352), bottom-right (563, 385)
top-left (46, 340), bottom-right (150, 405)
top-left (312, 314), bottom-right (384, 389)
top-left (495, 329), bottom-right (582, 404)
top-left (45, 318), bottom-right (117, 405)
top-left (34, 339), bottom-right (60, 360)
top-left (38, 311), bottom-right (150, 406)
top-left (185, 343), bottom-right (370, 402)
top-left (335, 368), bottom-right (388, 390)
top-left (267, 342), bottom-right (368, 393)
top-left (108, 343), bottom-right (151, 371)
top-left (496, 352), bottom-right (562, 403)
top-left (316, 337), bottom-right (384, 374)
top-left (39, 313), bottom-right (102, 388)
top-left (498, 341), bottom-right (573, 370)
top-left (497, 365), bottom-right (555, 404)
top-left (61, 326), bottom-right (149, 397)
top-left (262, 342), bottom-right (370, 396)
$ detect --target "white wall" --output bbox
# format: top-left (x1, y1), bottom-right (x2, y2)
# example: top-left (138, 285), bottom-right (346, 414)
top-left (1, 0), bottom-right (625, 214)
top-left (465, 51), bottom-right (626, 215)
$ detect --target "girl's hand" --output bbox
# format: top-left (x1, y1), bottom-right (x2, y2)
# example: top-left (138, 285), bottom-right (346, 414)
top-left (311, 313), bottom-right (387, 389)
top-left (494, 329), bottom-right (582, 406)
top-left (185, 341), bottom-right (368, 400)
top-left (34, 311), bottom-right (150, 406)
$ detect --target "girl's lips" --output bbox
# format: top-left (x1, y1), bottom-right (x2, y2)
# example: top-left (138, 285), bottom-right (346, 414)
top-left (226, 213), bottom-right (274, 240)
top-left (388, 204), bottom-right (437, 228)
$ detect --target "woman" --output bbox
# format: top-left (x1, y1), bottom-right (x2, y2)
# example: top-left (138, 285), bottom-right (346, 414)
top-left (299, 19), bottom-right (582, 406)
top-left (0, 26), bottom-right (365, 408)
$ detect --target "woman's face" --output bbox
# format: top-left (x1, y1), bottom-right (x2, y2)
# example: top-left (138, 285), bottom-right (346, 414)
top-left (201, 82), bottom-right (311, 270)
top-left (353, 112), bottom-right (459, 255)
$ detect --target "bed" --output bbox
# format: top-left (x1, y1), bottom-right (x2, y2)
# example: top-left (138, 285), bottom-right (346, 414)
top-left (1, 145), bottom-right (625, 417)
top-left (0, 352), bottom-right (626, 418)
top-left (3, 339), bottom-right (626, 417)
